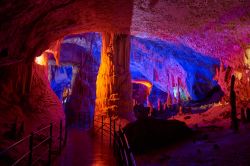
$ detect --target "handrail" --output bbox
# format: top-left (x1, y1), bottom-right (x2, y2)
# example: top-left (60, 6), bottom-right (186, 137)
top-left (120, 128), bottom-right (136, 166)
top-left (31, 149), bottom-right (48, 165)
top-left (32, 137), bottom-right (50, 151)
top-left (93, 114), bottom-right (136, 166)
top-left (33, 122), bottom-right (55, 135)
top-left (0, 119), bottom-right (67, 166)
top-left (12, 151), bottom-right (30, 166)
top-left (0, 134), bottom-right (31, 156)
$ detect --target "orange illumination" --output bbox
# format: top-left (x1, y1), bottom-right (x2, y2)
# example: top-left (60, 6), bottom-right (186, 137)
top-left (44, 49), bottom-right (55, 55)
top-left (245, 46), bottom-right (250, 68)
top-left (234, 71), bottom-right (242, 80)
top-left (132, 80), bottom-right (152, 93)
top-left (35, 54), bottom-right (47, 65)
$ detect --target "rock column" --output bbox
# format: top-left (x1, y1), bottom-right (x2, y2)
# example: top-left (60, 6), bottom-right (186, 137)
top-left (95, 32), bottom-right (133, 120)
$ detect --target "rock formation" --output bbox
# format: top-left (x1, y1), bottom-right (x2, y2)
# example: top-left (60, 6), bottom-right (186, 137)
top-left (230, 75), bottom-right (238, 131)
top-left (0, 61), bottom-right (64, 156)
top-left (95, 33), bottom-right (133, 120)
top-left (0, 0), bottom-right (250, 164)
top-left (50, 33), bottom-right (101, 124)
top-left (214, 61), bottom-right (250, 105)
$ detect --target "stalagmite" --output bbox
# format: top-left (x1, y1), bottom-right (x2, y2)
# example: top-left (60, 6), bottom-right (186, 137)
top-left (95, 32), bottom-right (133, 120)
top-left (230, 75), bottom-right (238, 131)
top-left (167, 92), bottom-right (172, 108)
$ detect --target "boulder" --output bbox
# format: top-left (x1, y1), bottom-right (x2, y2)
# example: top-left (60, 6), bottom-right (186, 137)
top-left (123, 118), bottom-right (192, 154)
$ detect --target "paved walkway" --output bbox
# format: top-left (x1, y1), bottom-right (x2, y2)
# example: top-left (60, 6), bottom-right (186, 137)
top-left (55, 128), bottom-right (116, 166)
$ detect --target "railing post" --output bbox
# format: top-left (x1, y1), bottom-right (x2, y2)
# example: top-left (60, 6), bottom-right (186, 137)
top-left (48, 123), bottom-right (53, 166)
top-left (110, 116), bottom-right (112, 146)
top-left (59, 120), bottom-right (62, 153)
top-left (28, 132), bottom-right (34, 166)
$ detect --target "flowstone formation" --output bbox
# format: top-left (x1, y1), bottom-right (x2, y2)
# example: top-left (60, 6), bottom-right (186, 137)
top-left (95, 33), bottom-right (133, 119)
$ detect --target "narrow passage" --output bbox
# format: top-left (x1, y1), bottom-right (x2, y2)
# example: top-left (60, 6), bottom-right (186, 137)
top-left (55, 127), bottom-right (116, 166)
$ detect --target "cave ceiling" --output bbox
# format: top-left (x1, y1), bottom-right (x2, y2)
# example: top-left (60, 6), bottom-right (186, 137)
top-left (0, 0), bottom-right (250, 66)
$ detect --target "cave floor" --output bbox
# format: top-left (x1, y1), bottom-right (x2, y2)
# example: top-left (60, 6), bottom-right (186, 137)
top-left (135, 105), bottom-right (250, 166)
top-left (135, 124), bottom-right (250, 166)
top-left (54, 127), bottom-right (116, 166)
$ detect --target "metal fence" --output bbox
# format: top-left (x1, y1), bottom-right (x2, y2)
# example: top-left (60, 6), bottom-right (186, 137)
top-left (93, 115), bottom-right (136, 166)
top-left (0, 119), bottom-right (67, 166)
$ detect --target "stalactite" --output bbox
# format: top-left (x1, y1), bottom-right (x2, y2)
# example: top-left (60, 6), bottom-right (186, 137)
top-left (177, 77), bottom-right (181, 104)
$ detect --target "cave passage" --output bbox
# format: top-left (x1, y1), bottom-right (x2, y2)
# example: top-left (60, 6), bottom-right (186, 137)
top-left (48, 32), bottom-right (223, 123)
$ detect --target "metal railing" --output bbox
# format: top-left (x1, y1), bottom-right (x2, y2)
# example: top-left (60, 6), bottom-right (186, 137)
top-left (93, 115), bottom-right (116, 146)
top-left (0, 119), bottom-right (67, 166)
top-left (93, 115), bottom-right (136, 166)
top-left (114, 127), bottom-right (136, 166)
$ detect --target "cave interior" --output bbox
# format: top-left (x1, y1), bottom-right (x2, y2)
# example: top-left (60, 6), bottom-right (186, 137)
top-left (0, 0), bottom-right (250, 165)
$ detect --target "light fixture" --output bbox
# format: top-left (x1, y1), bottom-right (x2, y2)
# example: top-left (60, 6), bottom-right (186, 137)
top-left (35, 53), bottom-right (46, 65)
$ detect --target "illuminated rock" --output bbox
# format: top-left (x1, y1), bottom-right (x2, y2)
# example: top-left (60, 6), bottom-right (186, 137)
top-left (53, 33), bottom-right (101, 123)
top-left (131, 37), bottom-right (220, 102)
top-left (95, 32), bottom-right (133, 120)
top-left (214, 61), bottom-right (250, 104)
top-left (58, 33), bottom-right (224, 110)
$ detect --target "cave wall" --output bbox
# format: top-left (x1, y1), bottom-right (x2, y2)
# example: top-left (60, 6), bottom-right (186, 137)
top-left (0, 62), bottom-right (64, 153)
top-left (214, 62), bottom-right (250, 105)
top-left (130, 37), bottom-right (220, 101)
